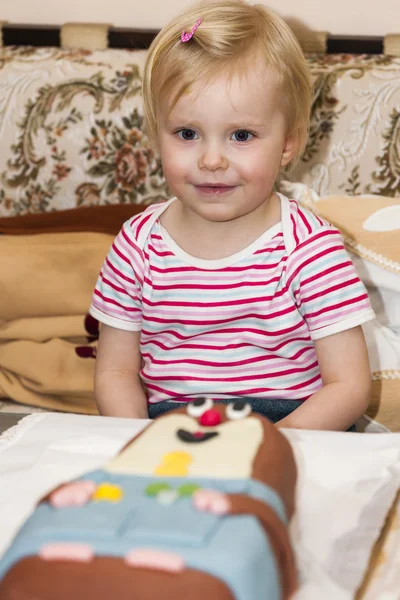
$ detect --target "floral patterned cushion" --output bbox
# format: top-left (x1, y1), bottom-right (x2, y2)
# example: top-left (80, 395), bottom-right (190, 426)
top-left (0, 47), bottom-right (169, 216)
top-left (1, 48), bottom-right (400, 216)
top-left (282, 54), bottom-right (400, 198)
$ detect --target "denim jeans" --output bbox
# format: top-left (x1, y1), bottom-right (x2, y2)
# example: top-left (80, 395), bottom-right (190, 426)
top-left (148, 397), bottom-right (357, 432)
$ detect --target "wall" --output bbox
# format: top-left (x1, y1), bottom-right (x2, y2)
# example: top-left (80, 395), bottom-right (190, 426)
top-left (1, 0), bottom-right (399, 36)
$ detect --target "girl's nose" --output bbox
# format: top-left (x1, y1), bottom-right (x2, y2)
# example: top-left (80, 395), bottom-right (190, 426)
top-left (198, 147), bottom-right (229, 171)
top-left (199, 408), bottom-right (222, 427)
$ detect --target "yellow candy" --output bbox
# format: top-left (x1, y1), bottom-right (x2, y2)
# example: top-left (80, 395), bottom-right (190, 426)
top-left (154, 451), bottom-right (192, 476)
top-left (92, 483), bottom-right (123, 503)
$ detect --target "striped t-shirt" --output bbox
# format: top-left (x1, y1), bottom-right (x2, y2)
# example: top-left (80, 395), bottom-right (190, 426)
top-left (89, 194), bottom-right (375, 404)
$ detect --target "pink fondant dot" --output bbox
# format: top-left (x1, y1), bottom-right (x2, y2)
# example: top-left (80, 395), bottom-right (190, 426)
top-left (50, 480), bottom-right (96, 508)
top-left (39, 543), bottom-right (94, 562)
top-left (125, 549), bottom-right (184, 572)
top-left (193, 489), bottom-right (230, 515)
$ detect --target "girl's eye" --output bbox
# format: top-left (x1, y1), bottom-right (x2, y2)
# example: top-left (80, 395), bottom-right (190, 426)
top-left (176, 128), bottom-right (198, 141)
top-left (232, 130), bottom-right (254, 142)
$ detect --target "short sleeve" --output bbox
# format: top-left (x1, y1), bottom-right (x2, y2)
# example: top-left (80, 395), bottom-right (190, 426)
top-left (89, 221), bottom-right (144, 331)
top-left (285, 226), bottom-right (376, 340)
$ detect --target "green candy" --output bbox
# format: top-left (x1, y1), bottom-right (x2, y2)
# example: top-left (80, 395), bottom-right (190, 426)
top-left (177, 483), bottom-right (201, 497)
top-left (145, 482), bottom-right (171, 496)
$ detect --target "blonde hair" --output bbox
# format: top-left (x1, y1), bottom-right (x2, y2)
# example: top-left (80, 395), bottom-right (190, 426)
top-left (142, 0), bottom-right (312, 167)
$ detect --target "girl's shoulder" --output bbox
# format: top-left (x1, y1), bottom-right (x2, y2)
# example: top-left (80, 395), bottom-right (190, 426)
top-left (284, 196), bottom-right (341, 252)
top-left (121, 198), bottom-right (176, 248)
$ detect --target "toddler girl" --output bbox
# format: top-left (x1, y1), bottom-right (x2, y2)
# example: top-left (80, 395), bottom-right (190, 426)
top-left (89, 0), bottom-right (375, 429)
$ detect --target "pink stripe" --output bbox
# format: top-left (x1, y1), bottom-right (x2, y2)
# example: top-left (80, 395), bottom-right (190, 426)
top-left (93, 290), bottom-right (141, 313)
top-left (128, 208), bottom-right (153, 229)
top-left (147, 243), bottom-right (174, 258)
top-left (291, 237), bottom-right (343, 272)
top-left (309, 304), bottom-right (371, 328)
top-left (105, 254), bottom-right (143, 287)
top-left (287, 244), bottom-right (346, 286)
top-left (104, 257), bottom-right (138, 286)
top-left (144, 360), bottom-right (319, 383)
top-left (120, 226), bottom-right (144, 255)
top-left (143, 304), bottom-right (297, 326)
top-left (144, 358), bottom-right (317, 379)
top-left (297, 270), bottom-right (353, 297)
top-left (299, 277), bottom-right (361, 304)
top-left (147, 272), bottom-right (282, 283)
top-left (96, 269), bottom-right (138, 298)
top-left (304, 293), bottom-right (369, 319)
top-left (141, 289), bottom-right (288, 308)
top-left (141, 334), bottom-right (311, 352)
top-left (142, 321), bottom-right (304, 339)
top-left (116, 233), bottom-right (142, 266)
top-left (291, 213), bottom-right (300, 246)
top-left (145, 382), bottom-right (186, 398)
top-left (141, 346), bottom-right (314, 368)
top-left (254, 241), bottom-right (285, 255)
top-left (145, 372), bottom-right (322, 398)
top-left (293, 227), bottom-right (340, 256)
top-left (93, 304), bottom-right (141, 320)
top-left (231, 372), bottom-right (322, 394)
top-left (112, 240), bottom-right (134, 266)
top-left (144, 276), bottom-right (282, 291)
top-left (143, 298), bottom-right (294, 318)
top-left (290, 234), bottom-right (343, 272)
top-left (147, 262), bottom-right (284, 275)
top-left (100, 275), bottom-right (131, 296)
top-left (135, 210), bottom-right (154, 240)
top-left (298, 207), bottom-right (313, 235)
top-left (294, 261), bottom-right (353, 288)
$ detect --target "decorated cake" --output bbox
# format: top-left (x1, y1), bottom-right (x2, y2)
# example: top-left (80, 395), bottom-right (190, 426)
top-left (0, 399), bottom-right (298, 600)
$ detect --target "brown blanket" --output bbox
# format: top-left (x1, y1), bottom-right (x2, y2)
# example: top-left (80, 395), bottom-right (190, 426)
top-left (0, 204), bottom-right (146, 413)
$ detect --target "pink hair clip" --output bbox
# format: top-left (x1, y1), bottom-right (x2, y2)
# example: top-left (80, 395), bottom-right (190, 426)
top-left (181, 18), bottom-right (203, 43)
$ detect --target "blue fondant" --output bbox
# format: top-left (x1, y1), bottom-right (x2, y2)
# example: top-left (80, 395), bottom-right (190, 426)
top-left (0, 472), bottom-right (287, 600)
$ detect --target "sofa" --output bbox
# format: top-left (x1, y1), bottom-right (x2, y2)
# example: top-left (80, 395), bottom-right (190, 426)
top-left (0, 42), bottom-right (399, 430)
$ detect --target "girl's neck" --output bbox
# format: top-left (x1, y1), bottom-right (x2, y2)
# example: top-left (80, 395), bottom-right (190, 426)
top-left (160, 193), bottom-right (281, 260)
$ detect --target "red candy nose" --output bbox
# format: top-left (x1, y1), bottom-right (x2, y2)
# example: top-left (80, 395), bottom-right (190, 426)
top-left (199, 409), bottom-right (222, 427)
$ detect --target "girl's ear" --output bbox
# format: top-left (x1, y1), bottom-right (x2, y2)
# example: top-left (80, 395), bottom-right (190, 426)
top-left (280, 134), bottom-right (299, 168)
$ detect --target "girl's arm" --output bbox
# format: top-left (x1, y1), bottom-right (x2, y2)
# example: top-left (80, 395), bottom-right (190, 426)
top-left (94, 324), bottom-right (148, 419)
top-left (276, 326), bottom-right (371, 431)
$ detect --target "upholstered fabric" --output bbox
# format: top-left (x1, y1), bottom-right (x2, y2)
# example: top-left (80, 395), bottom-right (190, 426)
top-left (281, 54), bottom-right (400, 198)
top-left (0, 46), bottom-right (169, 217)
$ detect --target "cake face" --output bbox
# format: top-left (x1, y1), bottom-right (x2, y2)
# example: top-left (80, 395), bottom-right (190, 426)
top-left (105, 402), bottom-right (264, 479)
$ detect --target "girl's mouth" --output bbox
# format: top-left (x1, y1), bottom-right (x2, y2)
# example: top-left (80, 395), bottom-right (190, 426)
top-left (195, 185), bottom-right (236, 195)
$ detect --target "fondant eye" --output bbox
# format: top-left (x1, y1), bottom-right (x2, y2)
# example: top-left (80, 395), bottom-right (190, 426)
top-left (187, 397), bottom-right (214, 418)
top-left (226, 399), bottom-right (252, 420)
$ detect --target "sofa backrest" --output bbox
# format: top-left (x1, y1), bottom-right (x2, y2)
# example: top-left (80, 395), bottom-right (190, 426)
top-left (1, 47), bottom-right (399, 216)
top-left (284, 54), bottom-right (400, 199)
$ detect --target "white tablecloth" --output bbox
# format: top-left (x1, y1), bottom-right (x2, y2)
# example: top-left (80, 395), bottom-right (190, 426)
top-left (1, 413), bottom-right (399, 599)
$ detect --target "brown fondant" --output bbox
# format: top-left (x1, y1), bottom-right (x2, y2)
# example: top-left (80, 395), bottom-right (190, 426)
top-left (0, 556), bottom-right (235, 600)
top-left (228, 494), bottom-right (297, 599)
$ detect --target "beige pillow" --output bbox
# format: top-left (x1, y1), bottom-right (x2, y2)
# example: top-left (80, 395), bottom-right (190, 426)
top-left (309, 194), bottom-right (400, 275)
